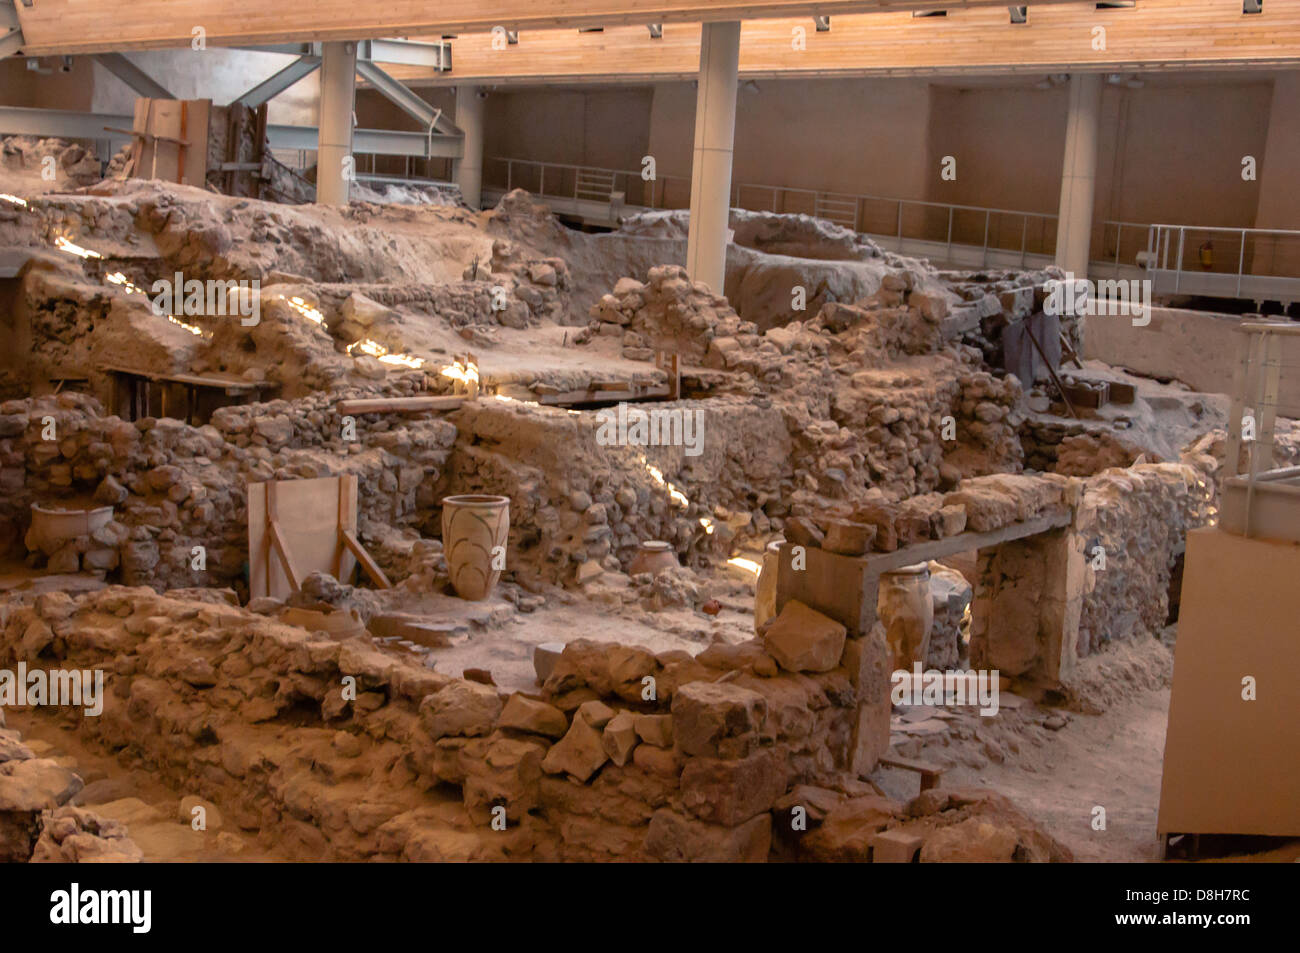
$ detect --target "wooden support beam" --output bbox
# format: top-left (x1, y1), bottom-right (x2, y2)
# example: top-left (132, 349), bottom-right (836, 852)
top-left (266, 519), bottom-right (303, 593)
top-left (336, 395), bottom-right (466, 415)
top-left (12, 1), bottom-right (1068, 55)
top-left (878, 755), bottom-right (946, 792)
top-left (342, 530), bottom-right (393, 589)
top-left (388, 1), bottom-right (1300, 85)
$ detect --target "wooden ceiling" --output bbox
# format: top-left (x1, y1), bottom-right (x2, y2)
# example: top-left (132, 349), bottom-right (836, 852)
top-left (13, 1), bottom-right (1068, 56)
top-left (392, 1), bottom-right (1299, 85)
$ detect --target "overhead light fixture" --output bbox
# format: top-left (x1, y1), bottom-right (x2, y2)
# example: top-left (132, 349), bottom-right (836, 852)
top-left (648, 23), bottom-right (663, 39)
top-left (743, 79), bottom-right (760, 93)
top-left (507, 30), bottom-right (519, 45)
top-left (1243, 0), bottom-right (1263, 13)
top-left (1095, 1), bottom-right (1136, 8)
top-left (814, 16), bottom-right (831, 32)
top-left (912, 9), bottom-right (948, 17)
top-left (1009, 5), bottom-right (1028, 23)
top-left (578, 27), bottom-right (604, 34)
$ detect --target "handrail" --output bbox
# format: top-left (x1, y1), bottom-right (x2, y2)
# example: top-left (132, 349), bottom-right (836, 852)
top-left (484, 155), bottom-right (1156, 272)
top-left (1145, 223), bottom-right (1300, 295)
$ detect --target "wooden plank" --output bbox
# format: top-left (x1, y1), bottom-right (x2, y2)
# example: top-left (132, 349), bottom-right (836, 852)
top-left (247, 476), bottom-right (360, 599)
top-left (342, 530), bottom-right (392, 589)
top-left (181, 98), bottom-right (212, 187)
top-left (536, 384), bottom-right (672, 406)
top-left (267, 517), bottom-right (303, 592)
top-left (1158, 527), bottom-right (1300, 838)
top-left (147, 99), bottom-right (184, 183)
top-left (387, 1), bottom-right (1300, 85)
top-left (878, 755), bottom-right (945, 791)
top-left (336, 395), bottom-right (466, 415)
top-left (13, 2), bottom-right (1067, 55)
top-left (99, 362), bottom-right (269, 392)
top-left (336, 474), bottom-right (358, 579)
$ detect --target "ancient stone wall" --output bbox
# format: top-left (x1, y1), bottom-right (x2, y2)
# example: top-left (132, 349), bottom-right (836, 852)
top-left (0, 393), bottom-right (455, 593)
top-left (1076, 463), bottom-right (1212, 656)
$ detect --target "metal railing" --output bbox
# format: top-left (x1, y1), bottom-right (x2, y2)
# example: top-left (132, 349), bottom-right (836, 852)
top-left (484, 156), bottom-right (1152, 274)
top-left (1222, 321), bottom-right (1300, 539)
top-left (1147, 224), bottom-right (1300, 301)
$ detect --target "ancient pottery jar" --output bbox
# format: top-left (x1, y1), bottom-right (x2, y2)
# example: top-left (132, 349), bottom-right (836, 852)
top-left (629, 540), bottom-right (678, 576)
top-left (753, 538), bottom-right (785, 632)
top-left (441, 494), bottom-right (510, 601)
top-left (878, 562), bottom-right (934, 670)
top-left (27, 503), bottom-right (114, 556)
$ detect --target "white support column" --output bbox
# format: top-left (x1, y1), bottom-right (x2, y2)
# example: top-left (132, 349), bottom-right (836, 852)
top-left (316, 40), bottom-right (357, 206)
top-left (1053, 73), bottom-right (1102, 279)
top-left (685, 21), bottom-right (740, 294)
top-left (454, 85), bottom-right (485, 209)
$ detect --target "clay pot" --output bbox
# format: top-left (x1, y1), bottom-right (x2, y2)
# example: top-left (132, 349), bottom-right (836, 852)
top-left (441, 494), bottom-right (510, 601)
top-left (628, 540), bottom-right (678, 576)
top-left (878, 562), bottom-right (934, 670)
top-left (28, 503), bottom-right (113, 556)
top-left (753, 538), bottom-right (785, 632)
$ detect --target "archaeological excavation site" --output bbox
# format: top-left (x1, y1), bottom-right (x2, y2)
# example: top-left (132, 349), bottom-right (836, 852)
top-left (0, 0), bottom-right (1297, 912)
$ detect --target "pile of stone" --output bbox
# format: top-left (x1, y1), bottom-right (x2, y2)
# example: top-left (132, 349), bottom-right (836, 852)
top-left (1020, 417), bottom-right (1146, 474)
top-left (784, 785), bottom-right (1072, 863)
top-left (1, 136), bottom-right (103, 189)
top-left (589, 264), bottom-right (755, 365)
top-left (782, 472), bottom-right (1076, 557)
top-left (0, 710), bottom-right (141, 862)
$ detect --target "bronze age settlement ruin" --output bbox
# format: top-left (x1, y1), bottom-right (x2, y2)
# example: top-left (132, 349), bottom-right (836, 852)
top-left (0, 0), bottom-right (1295, 913)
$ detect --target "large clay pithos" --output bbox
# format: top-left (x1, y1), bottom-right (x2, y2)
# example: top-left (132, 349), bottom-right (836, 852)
top-left (753, 538), bottom-right (785, 632)
top-left (441, 495), bottom-right (510, 601)
top-left (628, 539), bottom-right (678, 576)
top-left (878, 562), bottom-right (934, 670)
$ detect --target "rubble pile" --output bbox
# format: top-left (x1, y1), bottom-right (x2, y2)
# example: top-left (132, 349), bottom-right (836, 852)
top-left (0, 708), bottom-right (142, 863)
top-left (0, 137), bottom-right (103, 191)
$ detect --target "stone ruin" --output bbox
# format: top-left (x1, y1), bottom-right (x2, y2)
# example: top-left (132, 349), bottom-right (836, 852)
top-left (0, 162), bottom-right (1247, 863)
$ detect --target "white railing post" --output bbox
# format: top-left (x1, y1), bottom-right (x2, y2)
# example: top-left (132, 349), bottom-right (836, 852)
top-left (982, 209), bottom-right (991, 268)
top-left (1237, 228), bottom-right (1246, 298)
top-left (1175, 227), bottom-right (1185, 293)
